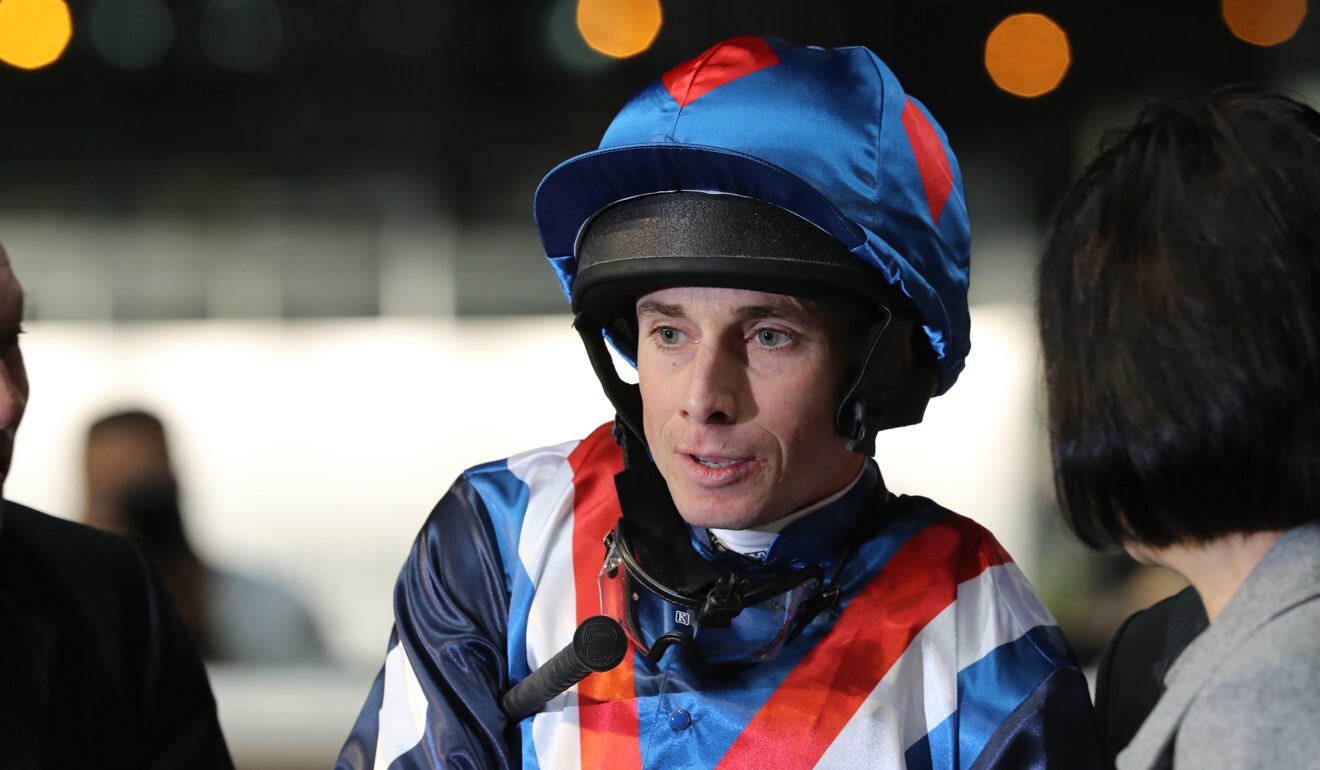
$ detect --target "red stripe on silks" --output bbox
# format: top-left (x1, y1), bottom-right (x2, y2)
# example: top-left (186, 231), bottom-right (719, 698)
top-left (662, 36), bottom-right (780, 107)
top-left (715, 514), bottom-right (1012, 770)
top-left (568, 423), bottom-right (639, 770)
top-left (900, 97), bottom-right (955, 226)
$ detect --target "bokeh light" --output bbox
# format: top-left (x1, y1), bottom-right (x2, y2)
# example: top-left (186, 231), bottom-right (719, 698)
top-left (198, 0), bottom-right (284, 73)
top-left (0, 0), bottom-right (73, 70)
top-left (1222, 0), bottom-right (1307, 46)
top-left (576, 0), bottom-right (661, 59)
top-left (88, 0), bottom-right (174, 70)
top-left (984, 13), bottom-right (1071, 98)
top-left (546, 0), bottom-right (611, 73)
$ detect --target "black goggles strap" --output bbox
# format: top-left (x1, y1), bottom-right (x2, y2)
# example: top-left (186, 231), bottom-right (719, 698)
top-left (611, 462), bottom-right (831, 627)
top-left (612, 463), bottom-right (723, 597)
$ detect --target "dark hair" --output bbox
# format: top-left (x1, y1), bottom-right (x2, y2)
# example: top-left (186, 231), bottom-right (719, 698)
top-left (88, 407), bottom-right (166, 437)
top-left (1037, 87), bottom-right (1320, 549)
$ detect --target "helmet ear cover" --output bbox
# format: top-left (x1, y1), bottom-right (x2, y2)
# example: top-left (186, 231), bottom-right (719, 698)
top-left (572, 192), bottom-right (938, 457)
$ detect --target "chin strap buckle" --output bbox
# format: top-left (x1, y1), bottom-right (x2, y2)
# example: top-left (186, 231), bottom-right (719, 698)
top-left (697, 574), bottom-right (746, 629)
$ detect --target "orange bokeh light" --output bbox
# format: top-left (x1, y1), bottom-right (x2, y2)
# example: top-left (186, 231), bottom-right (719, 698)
top-left (0, 0), bottom-right (73, 70)
top-left (1222, 0), bottom-right (1308, 46)
top-left (984, 13), bottom-right (1071, 99)
top-left (577, 0), bottom-right (662, 59)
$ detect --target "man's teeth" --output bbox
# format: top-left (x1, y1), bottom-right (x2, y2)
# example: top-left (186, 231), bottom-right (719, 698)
top-left (695, 457), bottom-right (736, 468)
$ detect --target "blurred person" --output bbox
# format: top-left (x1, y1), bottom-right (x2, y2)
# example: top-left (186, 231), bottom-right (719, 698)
top-left (83, 408), bottom-right (329, 665)
top-left (1037, 87), bottom-right (1320, 769)
top-left (0, 243), bottom-right (233, 767)
top-left (339, 37), bottom-right (1100, 769)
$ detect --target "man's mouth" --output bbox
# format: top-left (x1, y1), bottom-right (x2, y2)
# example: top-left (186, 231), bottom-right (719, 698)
top-left (693, 455), bottom-right (739, 469)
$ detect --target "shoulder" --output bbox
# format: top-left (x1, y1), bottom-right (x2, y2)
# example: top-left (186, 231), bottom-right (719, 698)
top-left (405, 427), bottom-right (615, 571)
top-left (2, 500), bottom-right (149, 593)
top-left (1177, 603), bottom-right (1320, 764)
top-left (1212, 593), bottom-right (1320, 684)
top-left (1, 501), bottom-right (173, 647)
top-left (451, 423), bottom-right (622, 523)
top-left (868, 496), bottom-right (1038, 615)
top-left (6, 500), bottom-right (132, 552)
top-left (871, 496), bottom-right (1063, 645)
top-left (1103, 586), bottom-right (1207, 674)
top-left (883, 495), bottom-right (1016, 565)
top-left (464, 422), bottom-right (620, 484)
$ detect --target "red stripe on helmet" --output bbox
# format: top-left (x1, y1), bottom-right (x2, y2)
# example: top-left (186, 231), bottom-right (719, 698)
top-left (662, 36), bottom-right (780, 108)
top-left (900, 97), bottom-right (955, 226)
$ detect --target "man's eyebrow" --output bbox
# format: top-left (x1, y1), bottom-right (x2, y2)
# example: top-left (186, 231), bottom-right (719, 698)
top-left (737, 305), bottom-right (796, 321)
top-left (636, 299), bottom-right (684, 318)
top-left (636, 300), bottom-right (804, 322)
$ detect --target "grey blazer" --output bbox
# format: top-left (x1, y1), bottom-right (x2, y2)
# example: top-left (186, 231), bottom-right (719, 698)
top-left (1118, 523), bottom-right (1320, 770)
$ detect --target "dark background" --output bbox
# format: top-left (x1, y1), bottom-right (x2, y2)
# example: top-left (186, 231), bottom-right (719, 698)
top-left (5, 1), bottom-right (1315, 229)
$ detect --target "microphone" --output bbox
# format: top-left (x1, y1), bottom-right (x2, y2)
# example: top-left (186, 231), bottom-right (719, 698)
top-left (501, 615), bottom-right (629, 721)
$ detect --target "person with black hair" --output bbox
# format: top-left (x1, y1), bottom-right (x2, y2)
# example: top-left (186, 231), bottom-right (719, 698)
top-left (339, 37), bottom-right (1100, 769)
top-left (1037, 87), bottom-right (1320, 770)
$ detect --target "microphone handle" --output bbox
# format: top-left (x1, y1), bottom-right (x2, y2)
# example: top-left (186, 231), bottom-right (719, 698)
top-left (501, 615), bottom-right (628, 721)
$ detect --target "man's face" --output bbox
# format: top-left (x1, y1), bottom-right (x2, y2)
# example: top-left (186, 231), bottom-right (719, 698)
top-left (0, 245), bottom-right (30, 509)
top-left (636, 286), bottom-right (866, 530)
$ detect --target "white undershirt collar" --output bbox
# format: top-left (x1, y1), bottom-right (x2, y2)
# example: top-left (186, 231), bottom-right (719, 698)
top-left (706, 467), bottom-right (867, 559)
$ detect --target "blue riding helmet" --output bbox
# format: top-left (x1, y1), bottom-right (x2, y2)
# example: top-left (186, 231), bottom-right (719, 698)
top-left (535, 36), bottom-right (972, 405)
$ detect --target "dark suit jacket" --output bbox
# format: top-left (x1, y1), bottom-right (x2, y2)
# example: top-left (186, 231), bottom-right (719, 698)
top-left (1093, 586), bottom-right (1208, 770)
top-left (0, 500), bottom-right (233, 769)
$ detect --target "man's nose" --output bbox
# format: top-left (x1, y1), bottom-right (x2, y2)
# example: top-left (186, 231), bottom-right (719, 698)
top-left (682, 338), bottom-right (743, 424)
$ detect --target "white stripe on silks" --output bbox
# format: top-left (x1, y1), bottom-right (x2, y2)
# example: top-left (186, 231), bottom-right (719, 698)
top-left (814, 599), bottom-right (959, 770)
top-left (507, 442), bottom-right (587, 770)
top-left (373, 641), bottom-right (430, 770)
top-left (953, 561), bottom-right (1056, 673)
top-left (508, 440), bottom-right (580, 591)
top-left (817, 563), bottom-right (1054, 769)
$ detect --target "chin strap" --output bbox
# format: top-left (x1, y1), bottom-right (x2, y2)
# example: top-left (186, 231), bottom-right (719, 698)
top-left (612, 462), bottom-right (725, 595)
top-left (575, 313), bottom-right (652, 471)
top-left (835, 305), bottom-right (934, 455)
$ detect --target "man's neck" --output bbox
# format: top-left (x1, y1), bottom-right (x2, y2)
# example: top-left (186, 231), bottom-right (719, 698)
top-left (708, 466), bottom-right (868, 558)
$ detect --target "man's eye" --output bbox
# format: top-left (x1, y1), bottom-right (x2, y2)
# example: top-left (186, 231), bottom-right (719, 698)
top-left (653, 326), bottom-right (684, 345)
top-left (756, 328), bottom-right (791, 347)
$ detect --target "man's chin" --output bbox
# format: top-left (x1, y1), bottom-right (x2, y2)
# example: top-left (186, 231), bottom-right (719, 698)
top-left (673, 494), bottom-right (778, 531)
